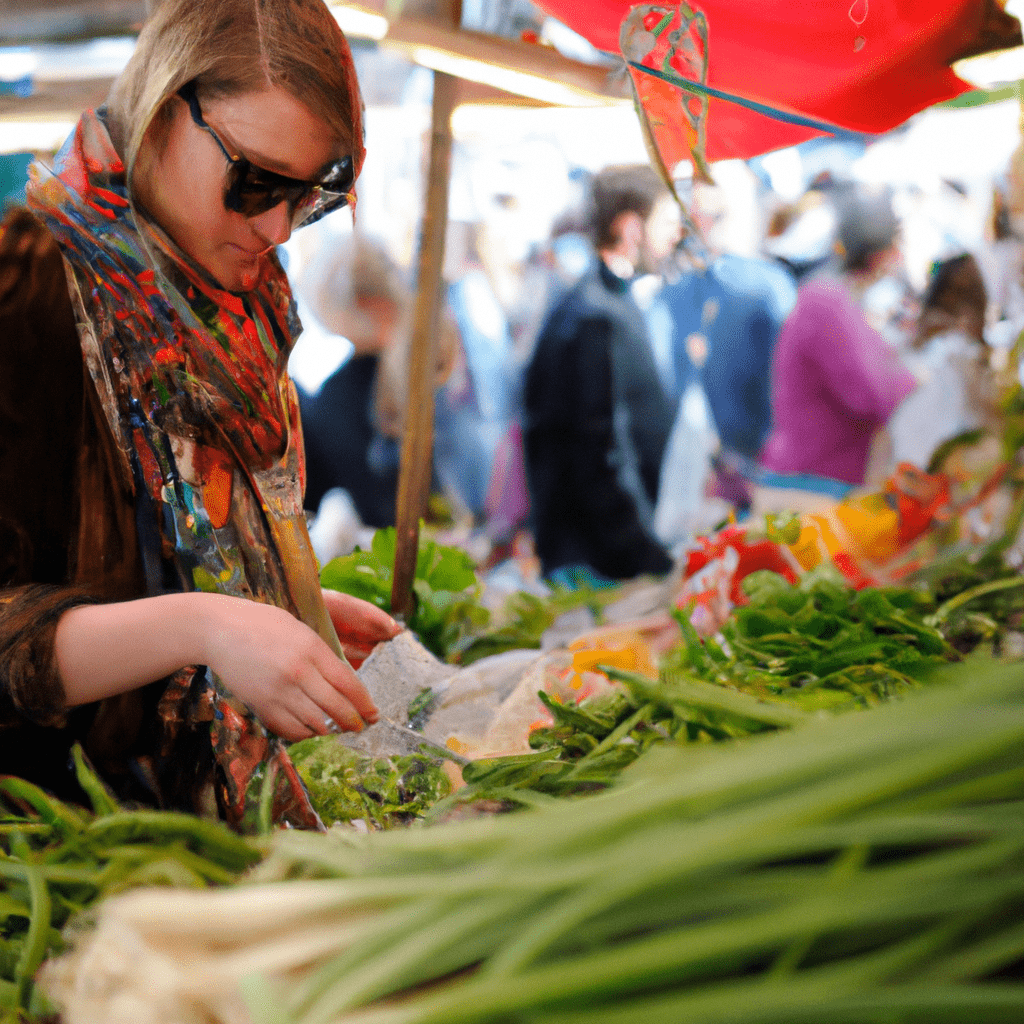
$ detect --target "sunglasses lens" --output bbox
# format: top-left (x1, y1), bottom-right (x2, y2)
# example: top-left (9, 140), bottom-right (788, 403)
top-left (223, 154), bottom-right (354, 226)
top-left (225, 163), bottom-right (304, 218)
top-left (290, 157), bottom-right (355, 227)
top-left (290, 188), bottom-right (350, 228)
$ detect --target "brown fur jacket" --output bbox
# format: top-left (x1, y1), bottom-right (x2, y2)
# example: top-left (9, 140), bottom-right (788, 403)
top-left (0, 208), bottom-right (179, 805)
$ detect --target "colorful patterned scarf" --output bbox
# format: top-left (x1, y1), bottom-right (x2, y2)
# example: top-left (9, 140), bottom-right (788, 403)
top-left (27, 108), bottom-right (337, 831)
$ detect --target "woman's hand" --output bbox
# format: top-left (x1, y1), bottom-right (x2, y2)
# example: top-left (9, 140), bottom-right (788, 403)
top-left (198, 594), bottom-right (383, 741)
top-left (322, 588), bottom-right (402, 669)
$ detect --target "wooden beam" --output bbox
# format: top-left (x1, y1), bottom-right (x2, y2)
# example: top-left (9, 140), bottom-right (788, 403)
top-left (383, 17), bottom-right (628, 105)
top-left (1, 1), bottom-right (145, 43)
top-left (390, 69), bottom-right (457, 621)
top-left (0, 77), bottom-right (113, 120)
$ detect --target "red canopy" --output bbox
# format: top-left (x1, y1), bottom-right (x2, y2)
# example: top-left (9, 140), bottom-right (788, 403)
top-left (534, 0), bottom-right (1021, 163)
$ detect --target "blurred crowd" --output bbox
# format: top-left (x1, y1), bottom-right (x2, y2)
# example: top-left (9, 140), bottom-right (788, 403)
top-left (291, 132), bottom-right (1024, 588)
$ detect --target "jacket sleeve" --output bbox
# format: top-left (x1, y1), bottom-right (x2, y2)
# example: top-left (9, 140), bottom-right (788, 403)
top-left (0, 584), bottom-right (96, 729)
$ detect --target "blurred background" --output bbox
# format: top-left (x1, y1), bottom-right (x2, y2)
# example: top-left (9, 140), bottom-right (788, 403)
top-left (7, 0), bottom-right (1024, 573)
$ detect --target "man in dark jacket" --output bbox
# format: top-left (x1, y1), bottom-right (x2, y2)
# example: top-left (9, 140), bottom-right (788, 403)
top-left (523, 165), bottom-right (681, 583)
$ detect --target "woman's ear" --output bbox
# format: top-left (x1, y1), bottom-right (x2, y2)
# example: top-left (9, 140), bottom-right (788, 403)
top-left (609, 210), bottom-right (644, 255)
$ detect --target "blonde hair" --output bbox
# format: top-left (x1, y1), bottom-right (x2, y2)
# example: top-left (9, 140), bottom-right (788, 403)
top-left (107, 0), bottom-right (364, 185)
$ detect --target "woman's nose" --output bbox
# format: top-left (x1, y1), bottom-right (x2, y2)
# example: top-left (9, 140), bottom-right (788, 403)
top-left (251, 199), bottom-right (292, 248)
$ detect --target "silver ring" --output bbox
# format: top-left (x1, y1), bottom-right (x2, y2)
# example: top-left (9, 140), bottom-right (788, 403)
top-left (323, 715), bottom-right (342, 734)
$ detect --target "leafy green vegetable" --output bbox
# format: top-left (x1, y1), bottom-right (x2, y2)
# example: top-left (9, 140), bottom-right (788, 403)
top-left (319, 526), bottom-right (486, 660)
top-left (287, 737), bottom-right (451, 829)
top-left (666, 570), bottom-right (954, 706)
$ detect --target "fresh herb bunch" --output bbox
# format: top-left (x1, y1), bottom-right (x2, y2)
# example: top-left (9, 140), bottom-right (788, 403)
top-left (0, 746), bottom-right (262, 1022)
top-left (671, 567), bottom-right (955, 706)
top-left (319, 527), bottom-right (486, 661)
top-left (286, 738), bottom-right (451, 830)
top-left (436, 664), bottom-right (816, 809)
top-left (908, 541), bottom-right (1024, 653)
top-left (443, 570), bottom-right (955, 808)
top-left (448, 688), bottom-right (658, 806)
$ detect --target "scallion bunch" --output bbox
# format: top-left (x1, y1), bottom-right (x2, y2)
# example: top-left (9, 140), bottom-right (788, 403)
top-left (44, 658), bottom-right (1024, 1024)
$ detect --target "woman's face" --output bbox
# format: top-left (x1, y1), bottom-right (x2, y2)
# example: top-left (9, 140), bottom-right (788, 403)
top-left (134, 84), bottom-right (340, 292)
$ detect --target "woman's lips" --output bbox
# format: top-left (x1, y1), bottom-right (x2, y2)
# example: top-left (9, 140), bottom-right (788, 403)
top-left (225, 243), bottom-right (274, 290)
top-left (229, 243), bottom-right (273, 259)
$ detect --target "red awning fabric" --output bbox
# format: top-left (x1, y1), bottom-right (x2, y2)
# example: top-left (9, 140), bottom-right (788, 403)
top-left (534, 0), bottom-right (1022, 162)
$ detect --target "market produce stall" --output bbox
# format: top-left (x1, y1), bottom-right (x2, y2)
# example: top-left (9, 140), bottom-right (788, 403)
top-left (6, 391), bottom-right (1024, 1020)
top-left (8, 658), bottom-right (1024, 1024)
top-left (6, 3), bottom-right (1024, 1023)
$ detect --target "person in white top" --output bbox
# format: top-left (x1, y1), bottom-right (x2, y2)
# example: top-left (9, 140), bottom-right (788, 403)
top-left (890, 253), bottom-right (998, 470)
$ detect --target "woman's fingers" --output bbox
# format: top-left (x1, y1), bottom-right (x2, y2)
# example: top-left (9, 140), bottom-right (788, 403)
top-left (299, 670), bottom-right (368, 733)
top-left (198, 593), bottom-right (381, 736)
top-left (322, 589), bottom-right (402, 644)
top-left (260, 702), bottom-right (322, 743)
top-left (264, 683), bottom-right (358, 742)
top-left (313, 642), bottom-right (379, 725)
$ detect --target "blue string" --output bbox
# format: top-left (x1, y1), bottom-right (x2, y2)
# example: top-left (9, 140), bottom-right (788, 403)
top-left (627, 60), bottom-right (862, 139)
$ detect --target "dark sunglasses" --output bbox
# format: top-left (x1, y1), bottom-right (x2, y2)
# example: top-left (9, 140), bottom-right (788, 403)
top-left (177, 80), bottom-right (354, 228)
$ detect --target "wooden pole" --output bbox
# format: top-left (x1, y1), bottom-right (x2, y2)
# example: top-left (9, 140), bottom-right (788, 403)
top-left (390, 69), bottom-right (456, 621)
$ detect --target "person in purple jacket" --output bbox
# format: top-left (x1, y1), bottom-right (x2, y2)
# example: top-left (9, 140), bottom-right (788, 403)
top-left (757, 185), bottom-right (917, 494)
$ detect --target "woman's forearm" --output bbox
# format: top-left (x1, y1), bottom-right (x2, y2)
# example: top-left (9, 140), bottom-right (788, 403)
top-left (54, 592), bottom-right (218, 706)
top-left (53, 591), bottom-right (381, 741)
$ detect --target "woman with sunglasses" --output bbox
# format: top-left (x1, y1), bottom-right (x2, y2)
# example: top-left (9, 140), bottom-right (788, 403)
top-left (1, 0), bottom-right (401, 830)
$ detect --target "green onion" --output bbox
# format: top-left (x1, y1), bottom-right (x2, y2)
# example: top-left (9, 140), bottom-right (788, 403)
top-left (40, 659), bottom-right (1024, 1024)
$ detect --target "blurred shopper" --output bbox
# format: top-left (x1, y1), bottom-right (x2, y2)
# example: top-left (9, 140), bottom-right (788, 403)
top-left (889, 252), bottom-right (998, 469)
top-left (434, 218), bottom-right (521, 526)
top-left (523, 165), bottom-right (680, 584)
top-left (756, 185), bottom-right (917, 505)
top-left (656, 178), bottom-right (797, 530)
top-left (515, 169), bottom-right (597, 368)
top-left (299, 233), bottom-right (455, 533)
top-left (979, 145), bottom-right (1024, 350)
top-left (299, 234), bottom-right (408, 528)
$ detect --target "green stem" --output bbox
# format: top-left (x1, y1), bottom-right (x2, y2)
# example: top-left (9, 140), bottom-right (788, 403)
top-left (0, 859), bottom-right (99, 887)
top-left (85, 810), bottom-right (262, 872)
top-left (915, 918), bottom-right (1024, 983)
top-left (70, 743), bottom-right (120, 817)
top-left (471, 717), bottom-right (1024, 978)
top-left (323, 850), bottom-right (1024, 1024)
top-left (768, 844), bottom-right (868, 977)
top-left (506, 983), bottom-right (1024, 1024)
top-left (14, 862), bottom-right (51, 1010)
top-left (568, 704), bottom-right (654, 771)
top-left (298, 894), bottom-right (533, 1024)
top-left (927, 576), bottom-right (1024, 626)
